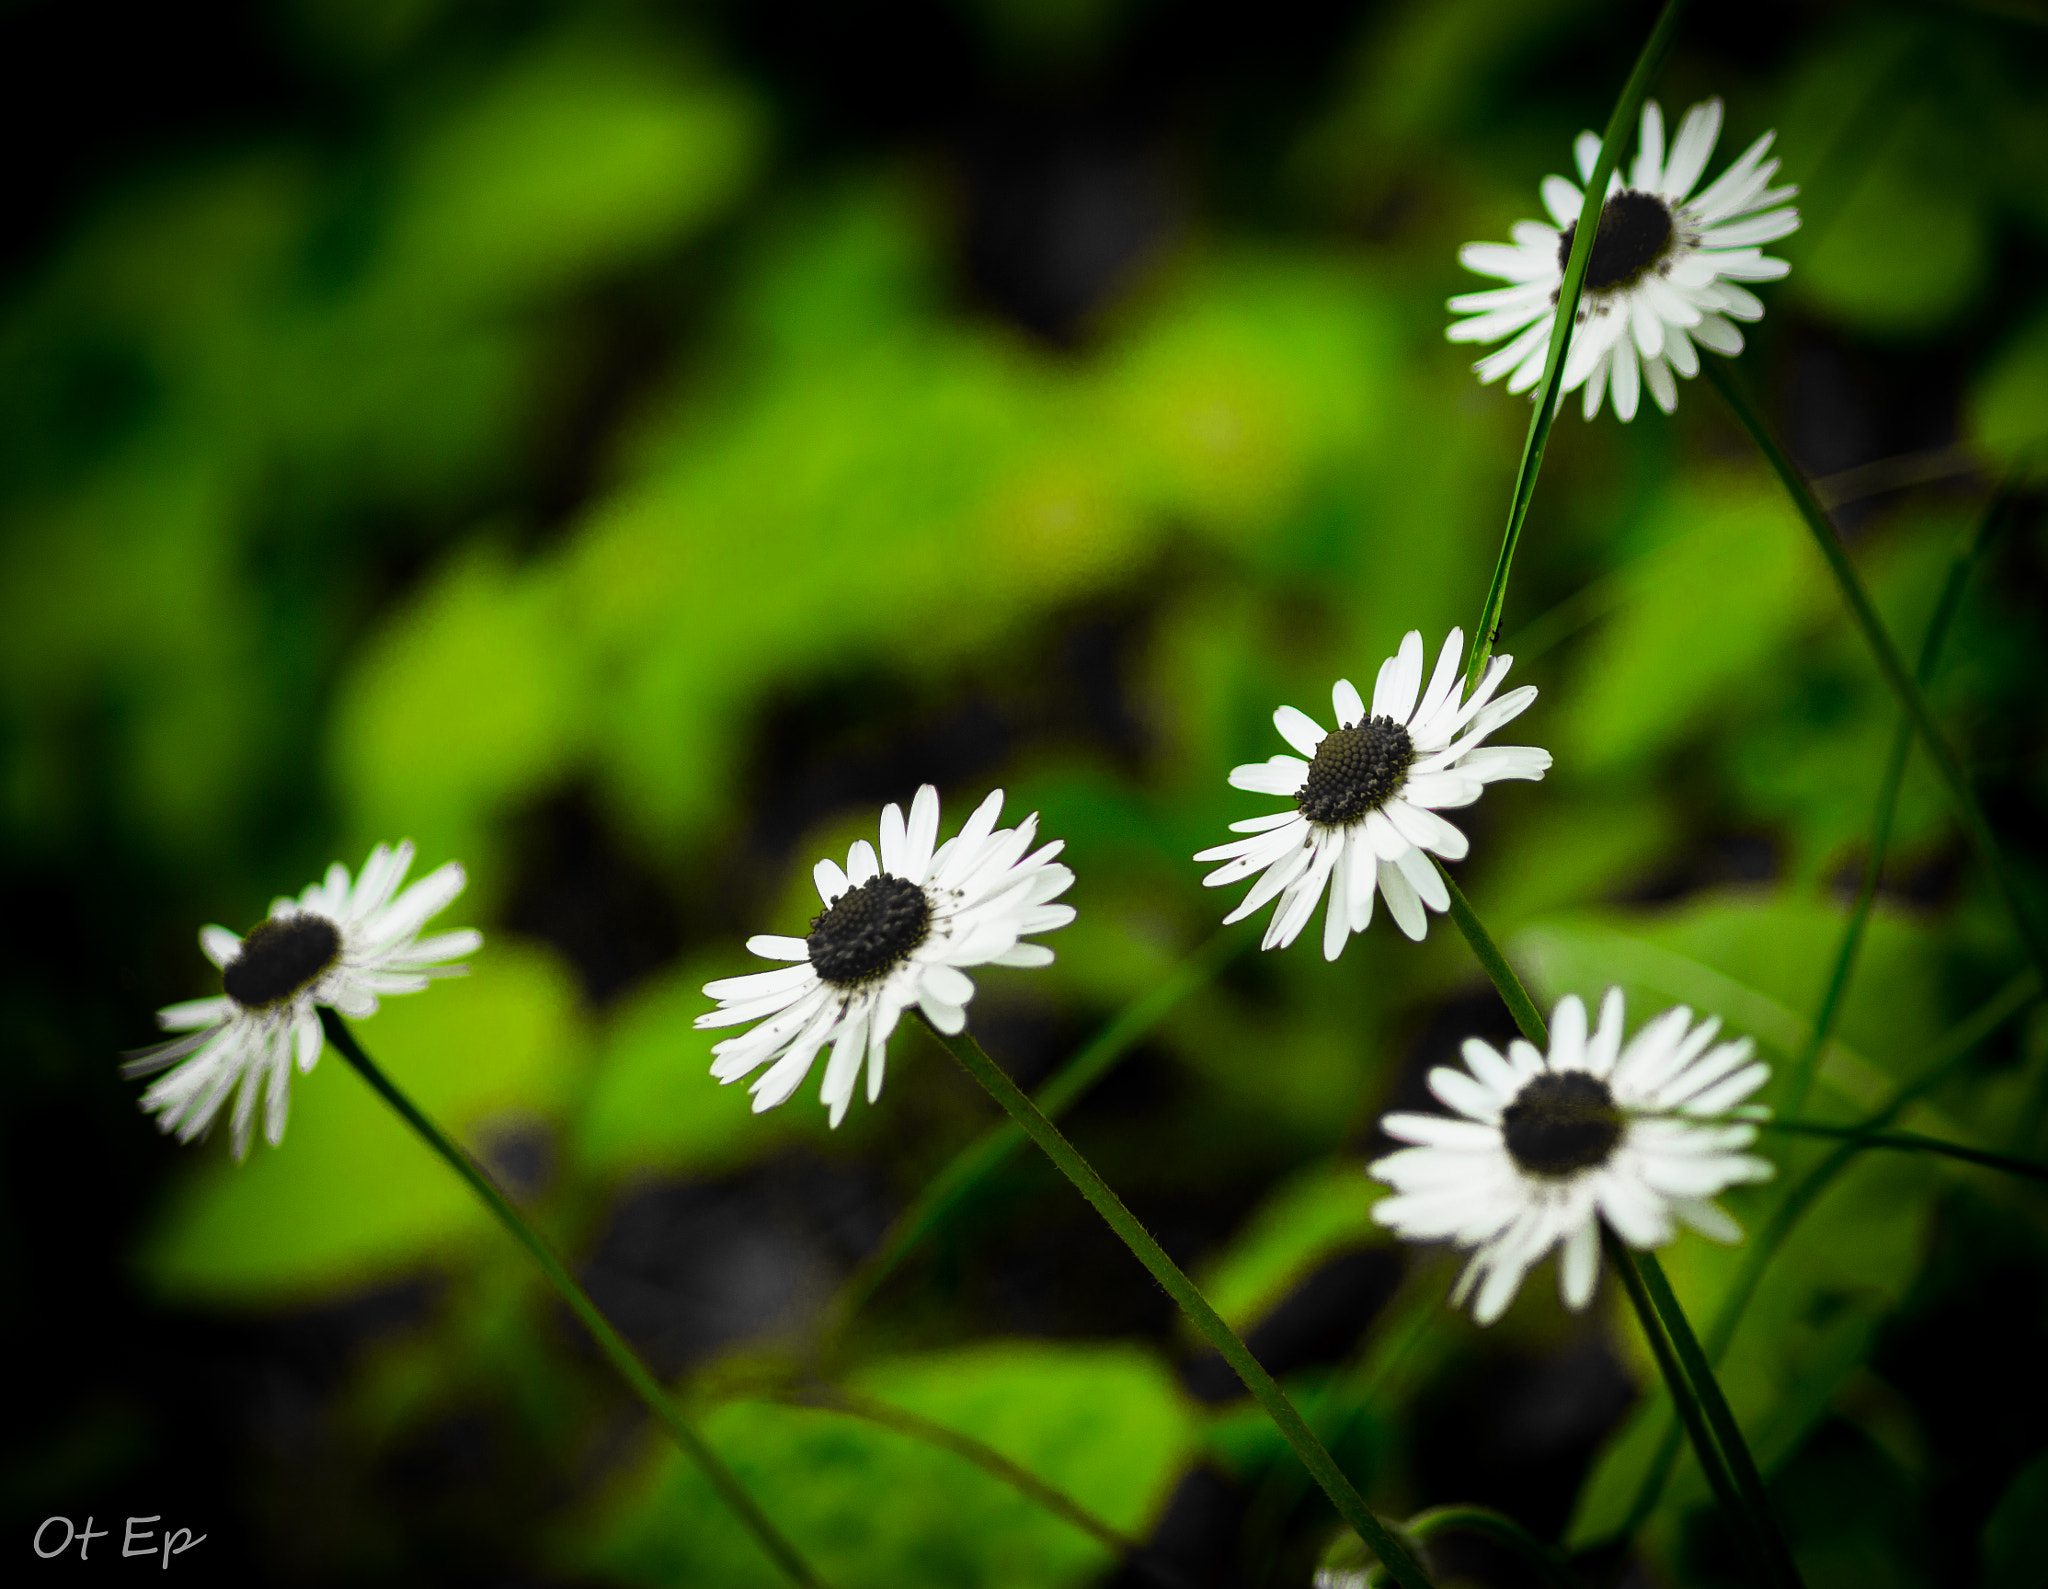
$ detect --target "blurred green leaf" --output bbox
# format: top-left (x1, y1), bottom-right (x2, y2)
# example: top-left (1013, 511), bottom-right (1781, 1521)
top-left (572, 1341), bottom-right (1196, 1588)
top-left (385, 32), bottom-right (763, 311)
top-left (1197, 1158), bottom-right (1388, 1333)
top-left (1514, 892), bottom-right (1951, 1110)
top-left (572, 963), bottom-right (812, 1178)
top-left (1560, 471), bottom-right (1820, 772)
top-left (1968, 301), bottom-right (2048, 477)
top-left (1981, 1450), bottom-right (2048, 1589)
top-left (330, 541), bottom-right (586, 909)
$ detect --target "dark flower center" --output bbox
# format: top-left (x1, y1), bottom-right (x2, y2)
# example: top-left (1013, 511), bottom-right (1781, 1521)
top-left (1556, 189), bottom-right (1675, 293)
top-left (222, 914), bottom-right (342, 1009)
top-left (1294, 714), bottom-right (1416, 826)
top-left (1502, 1071), bottom-right (1624, 1178)
top-left (806, 875), bottom-right (932, 988)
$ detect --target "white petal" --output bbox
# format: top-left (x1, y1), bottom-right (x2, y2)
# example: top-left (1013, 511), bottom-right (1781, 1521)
top-left (1459, 240), bottom-right (1556, 284)
top-left (815, 857), bottom-right (849, 905)
top-left (1274, 705), bottom-right (1327, 758)
top-left (1229, 756), bottom-right (1310, 796)
top-left (1411, 630), bottom-right (1466, 735)
top-left (1586, 987), bottom-right (1626, 1078)
top-left (1322, 839), bottom-right (1354, 962)
top-left (200, 926), bottom-right (242, 969)
top-left (1550, 994), bottom-right (1589, 1071)
top-left (878, 802), bottom-right (908, 875)
top-left (1373, 632), bottom-right (1424, 722)
top-left (157, 996), bottom-right (233, 1032)
top-left (846, 840), bottom-right (879, 886)
top-left (1333, 678), bottom-right (1366, 728)
top-left (746, 934), bottom-right (812, 962)
top-left (1377, 857), bottom-right (1427, 941)
top-left (704, 963), bottom-right (816, 1001)
top-left (1384, 798), bottom-right (1469, 861)
top-left (1631, 99), bottom-right (1665, 191)
top-left (1402, 772), bottom-right (1483, 809)
top-left (1559, 1216), bottom-right (1601, 1310)
top-left (1542, 174), bottom-right (1584, 229)
top-left (1660, 99), bottom-right (1723, 202)
top-left (1574, 132), bottom-right (1601, 184)
top-left (1361, 808), bottom-right (1410, 862)
top-left (917, 992), bottom-right (967, 1035)
top-left (1430, 1066), bottom-right (1504, 1124)
top-left (819, 1005), bottom-right (873, 1129)
top-left (1691, 311), bottom-right (1744, 356)
top-left (921, 962), bottom-right (976, 1007)
top-left (1579, 342), bottom-right (1609, 420)
top-left (905, 785), bottom-right (942, 882)
top-left (1610, 331), bottom-right (1641, 421)
top-left (1394, 844), bottom-right (1448, 912)
top-left (1473, 317), bottom-right (1555, 384)
top-left (1671, 1197), bottom-right (1745, 1243)
top-left (1628, 289), bottom-right (1665, 360)
top-left (1461, 1040), bottom-right (1522, 1103)
top-left (1643, 354), bottom-right (1679, 415)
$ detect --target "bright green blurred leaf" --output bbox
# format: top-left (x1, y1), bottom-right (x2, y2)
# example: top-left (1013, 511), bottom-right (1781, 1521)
top-left (572, 1341), bottom-right (1196, 1588)
top-left (572, 965), bottom-right (806, 1178)
top-left (1561, 472), bottom-right (1820, 772)
top-left (387, 33), bottom-right (763, 310)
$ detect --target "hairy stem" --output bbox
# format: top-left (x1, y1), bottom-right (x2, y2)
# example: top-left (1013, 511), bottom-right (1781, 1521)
top-left (1755, 1118), bottom-right (2048, 1183)
top-left (320, 1011), bottom-right (826, 1589)
top-left (1466, 0), bottom-right (1692, 690)
top-left (814, 928), bottom-right (1242, 1355)
top-left (1634, 1250), bottom-right (1805, 1589)
top-left (1603, 1229), bottom-right (1774, 1588)
top-left (919, 1015), bottom-right (1435, 1589)
top-left (1436, 859), bottom-right (1548, 1046)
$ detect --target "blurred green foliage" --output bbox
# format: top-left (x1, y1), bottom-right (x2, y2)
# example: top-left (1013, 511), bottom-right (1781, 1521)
top-left (6, 0), bottom-right (2048, 1585)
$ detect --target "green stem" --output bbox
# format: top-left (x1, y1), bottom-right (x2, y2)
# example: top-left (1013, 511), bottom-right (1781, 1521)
top-left (764, 1385), bottom-right (1198, 1589)
top-left (918, 1015), bottom-right (1435, 1589)
top-left (1702, 359), bottom-right (2048, 991)
top-left (1436, 859), bottom-right (1548, 1046)
top-left (318, 1011), bottom-right (826, 1589)
top-left (1633, 1250), bottom-right (1805, 1589)
top-left (1466, 0), bottom-right (1691, 691)
top-left (1781, 480), bottom-right (2019, 1113)
top-left (1602, 1228), bottom-right (1773, 1588)
top-left (1610, 970), bottom-right (2039, 1540)
top-left (1404, 1506), bottom-right (1579, 1589)
top-left (1754, 1119), bottom-right (2048, 1183)
top-left (815, 928), bottom-right (1242, 1351)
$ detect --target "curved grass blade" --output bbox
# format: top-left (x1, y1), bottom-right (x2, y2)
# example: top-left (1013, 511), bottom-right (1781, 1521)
top-left (1702, 359), bottom-right (2048, 991)
top-left (321, 1012), bottom-right (828, 1589)
top-left (1781, 479), bottom-right (2022, 1113)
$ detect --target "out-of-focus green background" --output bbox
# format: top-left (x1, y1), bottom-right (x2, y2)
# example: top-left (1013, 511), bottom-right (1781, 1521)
top-left (4, 0), bottom-right (2046, 1584)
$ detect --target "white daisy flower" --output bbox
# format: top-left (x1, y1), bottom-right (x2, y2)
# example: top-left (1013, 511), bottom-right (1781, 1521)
top-left (1194, 628), bottom-right (1549, 959)
top-left (1448, 97), bottom-right (1800, 421)
top-left (1370, 989), bottom-right (1776, 1326)
top-left (123, 842), bottom-right (480, 1160)
top-left (698, 786), bottom-right (1076, 1127)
